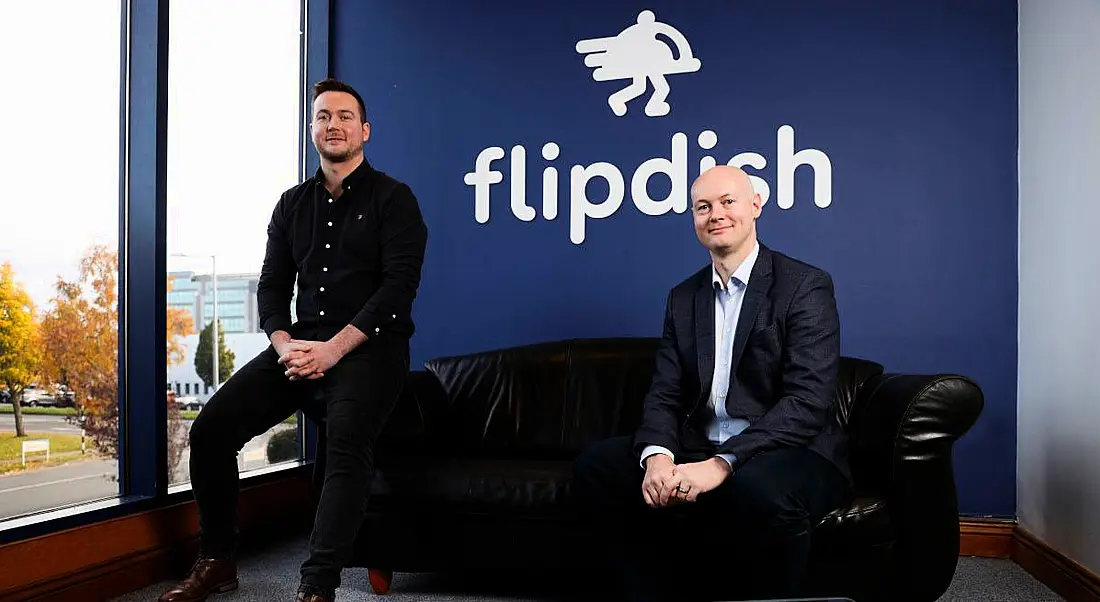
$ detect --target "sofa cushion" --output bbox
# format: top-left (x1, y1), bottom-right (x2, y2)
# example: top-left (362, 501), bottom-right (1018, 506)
top-left (368, 454), bottom-right (893, 549)
top-left (369, 457), bottom-right (575, 516)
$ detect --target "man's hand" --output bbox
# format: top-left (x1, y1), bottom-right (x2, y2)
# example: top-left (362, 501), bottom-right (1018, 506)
top-left (272, 325), bottom-right (368, 381)
top-left (641, 454), bottom-right (682, 508)
top-left (271, 331), bottom-right (313, 377)
top-left (274, 339), bottom-right (310, 358)
top-left (278, 339), bottom-right (341, 380)
top-left (671, 458), bottom-right (732, 502)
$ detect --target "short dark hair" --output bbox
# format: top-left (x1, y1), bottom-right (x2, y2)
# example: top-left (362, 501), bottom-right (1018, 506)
top-left (311, 78), bottom-right (367, 123)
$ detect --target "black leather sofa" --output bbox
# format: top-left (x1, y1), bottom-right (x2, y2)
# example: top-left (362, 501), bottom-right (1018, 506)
top-left (310, 337), bottom-right (984, 601)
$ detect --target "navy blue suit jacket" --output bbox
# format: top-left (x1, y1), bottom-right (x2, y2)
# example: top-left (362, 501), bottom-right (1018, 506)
top-left (632, 243), bottom-right (849, 482)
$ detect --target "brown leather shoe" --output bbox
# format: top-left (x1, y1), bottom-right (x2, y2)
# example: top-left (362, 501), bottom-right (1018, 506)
top-left (157, 556), bottom-right (238, 602)
top-left (295, 592), bottom-right (332, 602)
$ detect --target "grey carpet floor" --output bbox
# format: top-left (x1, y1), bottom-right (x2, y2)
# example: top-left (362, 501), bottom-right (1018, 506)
top-left (111, 535), bottom-right (1064, 602)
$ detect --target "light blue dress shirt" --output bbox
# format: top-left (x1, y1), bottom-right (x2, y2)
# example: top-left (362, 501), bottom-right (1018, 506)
top-left (641, 242), bottom-right (759, 470)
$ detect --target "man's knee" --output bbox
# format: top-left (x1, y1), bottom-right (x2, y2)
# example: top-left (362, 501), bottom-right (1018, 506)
top-left (187, 408), bottom-right (221, 452)
top-left (571, 436), bottom-right (639, 508)
top-left (571, 440), bottom-right (604, 488)
top-left (573, 437), bottom-right (627, 481)
top-left (187, 389), bottom-right (237, 452)
top-left (724, 475), bottom-right (810, 534)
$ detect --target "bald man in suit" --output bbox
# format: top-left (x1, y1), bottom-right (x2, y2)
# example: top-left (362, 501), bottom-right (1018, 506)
top-left (572, 166), bottom-right (849, 601)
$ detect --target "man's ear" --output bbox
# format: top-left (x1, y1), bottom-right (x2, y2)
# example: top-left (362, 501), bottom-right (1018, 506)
top-left (361, 122), bottom-right (371, 143)
top-left (752, 193), bottom-right (762, 218)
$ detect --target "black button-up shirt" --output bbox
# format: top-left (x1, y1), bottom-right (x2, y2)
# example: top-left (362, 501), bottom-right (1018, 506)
top-left (257, 160), bottom-right (428, 348)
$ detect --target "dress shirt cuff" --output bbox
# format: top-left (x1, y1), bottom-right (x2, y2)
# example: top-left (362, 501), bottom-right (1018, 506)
top-left (640, 445), bottom-right (674, 469)
top-left (262, 315), bottom-right (293, 340)
top-left (715, 453), bottom-right (737, 470)
top-left (350, 307), bottom-right (400, 340)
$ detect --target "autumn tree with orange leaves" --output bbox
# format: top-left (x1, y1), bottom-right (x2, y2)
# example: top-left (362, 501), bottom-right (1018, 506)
top-left (39, 245), bottom-right (195, 473)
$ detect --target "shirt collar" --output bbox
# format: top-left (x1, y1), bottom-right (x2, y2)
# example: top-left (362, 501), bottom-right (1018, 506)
top-left (712, 241), bottom-right (760, 292)
top-left (312, 157), bottom-right (374, 193)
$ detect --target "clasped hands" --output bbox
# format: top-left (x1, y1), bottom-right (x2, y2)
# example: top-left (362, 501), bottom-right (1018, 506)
top-left (275, 337), bottom-right (341, 381)
top-left (642, 454), bottom-right (732, 508)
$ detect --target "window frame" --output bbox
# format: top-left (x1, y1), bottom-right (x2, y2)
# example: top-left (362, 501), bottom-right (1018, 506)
top-left (0, 0), bottom-right (329, 545)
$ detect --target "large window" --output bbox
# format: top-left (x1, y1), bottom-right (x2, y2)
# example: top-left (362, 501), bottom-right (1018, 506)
top-left (0, 0), bottom-right (123, 522)
top-left (165, 0), bottom-right (304, 485)
top-left (0, 0), bottom-right (313, 533)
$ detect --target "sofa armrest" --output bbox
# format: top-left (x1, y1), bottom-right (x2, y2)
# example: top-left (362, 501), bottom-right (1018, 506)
top-left (848, 373), bottom-right (984, 601)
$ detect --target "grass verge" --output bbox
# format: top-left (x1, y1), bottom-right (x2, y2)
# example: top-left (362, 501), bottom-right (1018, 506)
top-left (1, 405), bottom-right (298, 425)
top-left (0, 406), bottom-right (75, 416)
top-left (0, 432), bottom-right (97, 475)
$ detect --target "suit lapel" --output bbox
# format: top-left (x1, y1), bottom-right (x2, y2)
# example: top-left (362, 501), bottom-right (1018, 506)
top-left (729, 247), bottom-right (773, 372)
top-left (694, 272), bottom-right (715, 397)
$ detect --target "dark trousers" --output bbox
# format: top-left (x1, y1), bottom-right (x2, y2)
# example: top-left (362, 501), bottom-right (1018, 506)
top-left (572, 436), bottom-right (848, 602)
top-left (187, 338), bottom-right (408, 594)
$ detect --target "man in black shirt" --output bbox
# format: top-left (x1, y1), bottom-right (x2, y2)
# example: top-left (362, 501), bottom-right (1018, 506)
top-left (159, 79), bottom-right (428, 602)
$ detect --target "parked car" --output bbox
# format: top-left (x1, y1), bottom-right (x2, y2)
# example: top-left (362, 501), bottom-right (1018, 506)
top-left (20, 384), bottom-right (53, 407)
top-left (176, 395), bottom-right (204, 412)
top-left (20, 384), bottom-right (77, 408)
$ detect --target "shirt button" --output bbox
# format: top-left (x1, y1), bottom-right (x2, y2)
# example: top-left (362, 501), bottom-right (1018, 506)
top-left (319, 311), bottom-right (325, 316)
top-left (327, 221), bottom-right (333, 226)
top-left (320, 287), bottom-right (325, 292)
top-left (325, 244), bottom-right (330, 249)
top-left (374, 327), bottom-right (380, 334)
top-left (391, 314), bottom-right (396, 319)
top-left (323, 267), bottom-right (328, 272)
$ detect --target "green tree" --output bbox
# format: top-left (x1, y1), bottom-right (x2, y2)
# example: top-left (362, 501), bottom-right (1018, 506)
top-left (0, 262), bottom-right (41, 437)
top-left (194, 319), bottom-right (234, 390)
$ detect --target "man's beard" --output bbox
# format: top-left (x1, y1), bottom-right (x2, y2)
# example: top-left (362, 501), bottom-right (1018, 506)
top-left (318, 142), bottom-right (362, 163)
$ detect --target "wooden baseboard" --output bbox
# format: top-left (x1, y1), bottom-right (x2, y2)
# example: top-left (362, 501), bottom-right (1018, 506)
top-left (0, 466), bottom-right (315, 602)
top-left (959, 518), bottom-right (1100, 602)
top-left (1012, 527), bottom-right (1100, 602)
top-left (960, 518), bottom-right (1016, 558)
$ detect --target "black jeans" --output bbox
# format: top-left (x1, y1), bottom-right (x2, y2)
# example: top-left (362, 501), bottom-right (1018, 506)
top-left (187, 338), bottom-right (408, 594)
top-left (572, 436), bottom-right (848, 602)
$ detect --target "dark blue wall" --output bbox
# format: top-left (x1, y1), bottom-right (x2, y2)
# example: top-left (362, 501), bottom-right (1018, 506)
top-left (330, 0), bottom-right (1018, 517)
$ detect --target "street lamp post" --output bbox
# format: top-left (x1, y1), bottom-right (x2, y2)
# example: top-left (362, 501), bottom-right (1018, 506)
top-left (211, 255), bottom-right (219, 391)
top-left (170, 253), bottom-right (218, 392)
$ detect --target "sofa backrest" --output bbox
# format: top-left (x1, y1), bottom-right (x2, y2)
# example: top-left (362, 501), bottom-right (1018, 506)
top-left (422, 337), bottom-right (884, 459)
top-left (422, 338), bottom-right (656, 459)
